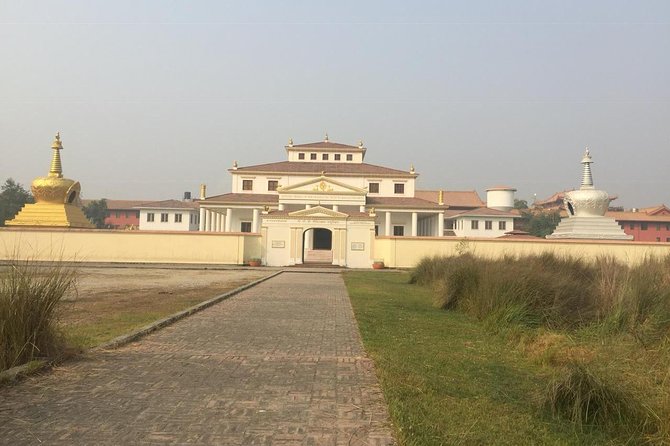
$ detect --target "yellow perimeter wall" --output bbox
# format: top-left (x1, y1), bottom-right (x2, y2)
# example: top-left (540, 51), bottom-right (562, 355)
top-left (2, 228), bottom-right (670, 267)
top-left (375, 236), bottom-right (670, 267)
top-left (0, 228), bottom-right (262, 264)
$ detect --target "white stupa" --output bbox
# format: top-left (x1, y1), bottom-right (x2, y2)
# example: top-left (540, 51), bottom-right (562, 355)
top-left (547, 148), bottom-right (632, 240)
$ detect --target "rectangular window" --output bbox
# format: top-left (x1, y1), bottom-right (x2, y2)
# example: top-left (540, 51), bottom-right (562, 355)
top-left (267, 180), bottom-right (278, 191)
top-left (656, 224), bottom-right (661, 231)
top-left (667, 224), bottom-right (670, 231)
top-left (136, 211), bottom-right (140, 218)
top-left (368, 182), bottom-right (380, 193)
top-left (147, 213), bottom-right (154, 222)
top-left (630, 223), bottom-right (635, 230)
top-left (160, 213), bottom-right (168, 222)
top-left (125, 212), bottom-right (129, 218)
top-left (374, 225), bottom-right (379, 236)
top-left (393, 225), bottom-right (404, 236)
top-left (189, 214), bottom-right (193, 224)
top-left (346, 154), bottom-right (353, 161)
top-left (310, 153), bottom-right (317, 160)
top-left (498, 221), bottom-right (506, 230)
top-left (445, 220), bottom-right (454, 230)
top-left (242, 179), bottom-right (253, 191)
top-left (485, 220), bottom-right (492, 230)
top-left (656, 237), bottom-right (661, 242)
top-left (175, 213), bottom-right (182, 223)
top-left (298, 153), bottom-right (305, 160)
top-left (641, 223), bottom-right (648, 230)
top-left (394, 183), bottom-right (405, 194)
top-left (334, 154), bottom-right (341, 160)
top-left (240, 222), bottom-right (252, 233)
top-left (667, 237), bottom-right (670, 242)
top-left (115, 212), bottom-right (120, 218)
top-left (471, 220), bottom-right (479, 230)
top-left (322, 154), bottom-right (328, 160)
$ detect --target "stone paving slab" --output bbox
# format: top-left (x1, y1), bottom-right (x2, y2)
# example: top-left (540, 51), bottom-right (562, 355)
top-left (0, 272), bottom-right (395, 445)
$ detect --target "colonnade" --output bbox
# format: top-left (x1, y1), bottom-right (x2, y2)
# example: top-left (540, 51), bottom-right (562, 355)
top-left (198, 207), bottom-right (259, 233)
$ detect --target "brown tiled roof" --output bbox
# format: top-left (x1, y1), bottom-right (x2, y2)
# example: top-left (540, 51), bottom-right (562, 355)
top-left (607, 211), bottom-right (670, 223)
top-left (81, 199), bottom-right (151, 210)
top-left (232, 161), bottom-right (413, 177)
top-left (135, 199), bottom-right (199, 209)
top-left (289, 141), bottom-right (363, 150)
top-left (263, 210), bottom-right (371, 219)
top-left (414, 190), bottom-right (485, 208)
top-left (638, 204), bottom-right (670, 215)
top-left (447, 207), bottom-right (521, 218)
top-left (203, 193), bottom-right (279, 204)
top-left (366, 196), bottom-right (445, 209)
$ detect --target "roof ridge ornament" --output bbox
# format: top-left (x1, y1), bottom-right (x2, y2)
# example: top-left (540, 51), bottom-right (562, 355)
top-left (358, 140), bottom-right (363, 148)
top-left (288, 137), bottom-right (293, 147)
top-left (409, 163), bottom-right (415, 174)
top-left (324, 132), bottom-right (329, 142)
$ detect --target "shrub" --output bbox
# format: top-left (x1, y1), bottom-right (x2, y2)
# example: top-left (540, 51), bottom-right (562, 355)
top-left (0, 260), bottom-right (76, 371)
top-left (544, 363), bottom-right (657, 437)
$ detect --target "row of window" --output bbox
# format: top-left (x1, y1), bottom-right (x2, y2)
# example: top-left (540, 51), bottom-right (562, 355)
top-left (456, 220), bottom-right (506, 230)
top-left (107, 211), bottom-right (140, 219)
top-left (146, 213), bottom-right (199, 224)
top-left (241, 179), bottom-right (405, 194)
top-left (629, 223), bottom-right (670, 231)
top-left (298, 153), bottom-right (353, 161)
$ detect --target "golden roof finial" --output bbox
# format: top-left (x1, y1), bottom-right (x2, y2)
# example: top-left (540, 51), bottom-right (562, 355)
top-left (49, 132), bottom-right (64, 177)
top-left (438, 189), bottom-right (444, 205)
top-left (324, 132), bottom-right (329, 142)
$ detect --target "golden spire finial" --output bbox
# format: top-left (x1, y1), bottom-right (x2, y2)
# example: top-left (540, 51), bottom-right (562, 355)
top-left (49, 132), bottom-right (64, 177)
top-left (438, 189), bottom-right (444, 205)
top-left (324, 133), bottom-right (329, 142)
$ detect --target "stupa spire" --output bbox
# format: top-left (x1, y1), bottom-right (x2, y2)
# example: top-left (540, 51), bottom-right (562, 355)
top-left (49, 132), bottom-right (64, 178)
top-left (580, 147), bottom-right (593, 189)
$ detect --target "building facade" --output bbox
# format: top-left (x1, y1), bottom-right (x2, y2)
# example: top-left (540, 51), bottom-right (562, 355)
top-left (198, 137), bottom-right (517, 267)
top-left (137, 199), bottom-right (199, 232)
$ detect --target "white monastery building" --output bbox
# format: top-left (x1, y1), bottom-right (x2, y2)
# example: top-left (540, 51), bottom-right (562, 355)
top-left (137, 199), bottom-right (199, 232)
top-left (195, 136), bottom-right (519, 267)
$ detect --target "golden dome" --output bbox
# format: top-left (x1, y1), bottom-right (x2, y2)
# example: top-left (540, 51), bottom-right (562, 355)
top-left (31, 132), bottom-right (82, 205)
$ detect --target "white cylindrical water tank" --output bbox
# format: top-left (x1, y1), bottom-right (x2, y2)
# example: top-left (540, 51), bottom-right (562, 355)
top-left (486, 186), bottom-right (516, 211)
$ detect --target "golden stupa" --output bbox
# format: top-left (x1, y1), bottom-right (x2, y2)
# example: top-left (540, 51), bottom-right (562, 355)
top-left (5, 133), bottom-right (94, 228)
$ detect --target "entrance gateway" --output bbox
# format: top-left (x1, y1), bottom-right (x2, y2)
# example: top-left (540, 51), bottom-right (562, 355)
top-left (303, 228), bottom-right (333, 263)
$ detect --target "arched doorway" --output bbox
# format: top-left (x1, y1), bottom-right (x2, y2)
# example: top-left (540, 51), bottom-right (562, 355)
top-left (302, 228), bottom-right (333, 264)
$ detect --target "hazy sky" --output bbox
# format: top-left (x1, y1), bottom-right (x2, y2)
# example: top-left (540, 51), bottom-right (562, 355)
top-left (1, 1), bottom-right (668, 207)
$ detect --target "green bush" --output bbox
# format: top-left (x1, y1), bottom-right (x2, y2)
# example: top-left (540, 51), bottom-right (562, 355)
top-left (0, 261), bottom-right (76, 371)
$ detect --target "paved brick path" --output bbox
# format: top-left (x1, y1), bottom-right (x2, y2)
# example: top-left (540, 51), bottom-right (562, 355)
top-left (0, 272), bottom-right (394, 445)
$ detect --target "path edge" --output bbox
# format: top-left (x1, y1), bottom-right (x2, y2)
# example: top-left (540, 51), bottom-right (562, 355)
top-left (0, 270), bottom-right (283, 385)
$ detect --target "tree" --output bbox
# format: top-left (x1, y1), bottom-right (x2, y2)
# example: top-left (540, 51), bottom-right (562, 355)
top-left (0, 178), bottom-right (34, 226)
top-left (82, 199), bottom-right (108, 229)
top-left (514, 199), bottom-right (528, 210)
top-left (524, 210), bottom-right (561, 238)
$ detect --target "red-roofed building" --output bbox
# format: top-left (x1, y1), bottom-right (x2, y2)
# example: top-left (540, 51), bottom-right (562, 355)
top-left (607, 205), bottom-right (670, 242)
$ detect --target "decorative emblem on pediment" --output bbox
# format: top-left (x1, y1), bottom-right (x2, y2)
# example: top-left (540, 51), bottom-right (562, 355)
top-left (312, 181), bottom-right (334, 192)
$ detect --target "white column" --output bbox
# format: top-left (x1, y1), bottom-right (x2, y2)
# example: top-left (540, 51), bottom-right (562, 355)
top-left (359, 205), bottom-right (365, 212)
top-left (217, 212), bottom-right (223, 232)
top-left (305, 229), bottom-right (312, 250)
top-left (385, 211), bottom-right (391, 236)
top-left (278, 203), bottom-right (285, 211)
top-left (206, 210), bottom-right (213, 231)
top-left (252, 208), bottom-right (259, 233)
top-left (411, 212), bottom-right (418, 236)
top-left (225, 208), bottom-right (232, 232)
top-left (199, 207), bottom-right (206, 231)
top-left (332, 205), bottom-right (339, 212)
top-left (438, 212), bottom-right (444, 236)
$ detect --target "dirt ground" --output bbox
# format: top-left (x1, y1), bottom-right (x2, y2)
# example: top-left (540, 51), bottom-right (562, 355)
top-left (58, 267), bottom-right (270, 346)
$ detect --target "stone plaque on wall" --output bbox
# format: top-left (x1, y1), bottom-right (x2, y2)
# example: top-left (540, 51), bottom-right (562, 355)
top-left (271, 240), bottom-right (285, 248)
top-left (351, 242), bottom-right (365, 251)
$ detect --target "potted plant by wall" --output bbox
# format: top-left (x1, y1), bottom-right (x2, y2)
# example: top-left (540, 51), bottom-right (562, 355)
top-left (247, 258), bottom-right (262, 267)
top-left (372, 259), bottom-right (385, 269)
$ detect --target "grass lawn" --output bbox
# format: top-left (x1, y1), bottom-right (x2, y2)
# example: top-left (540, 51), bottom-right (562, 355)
top-left (344, 271), bottom-right (614, 445)
top-left (61, 268), bottom-right (268, 349)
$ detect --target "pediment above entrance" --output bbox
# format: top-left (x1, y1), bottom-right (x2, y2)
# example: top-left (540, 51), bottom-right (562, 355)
top-left (278, 176), bottom-right (366, 196)
top-left (288, 206), bottom-right (348, 218)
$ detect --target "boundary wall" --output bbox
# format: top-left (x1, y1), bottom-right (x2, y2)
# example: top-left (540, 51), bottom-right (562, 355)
top-left (0, 228), bottom-right (262, 264)
top-left (374, 236), bottom-right (670, 268)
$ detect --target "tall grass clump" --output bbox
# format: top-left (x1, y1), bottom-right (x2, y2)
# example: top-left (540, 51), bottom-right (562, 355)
top-left (0, 260), bottom-right (76, 372)
top-left (545, 363), bottom-right (657, 438)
